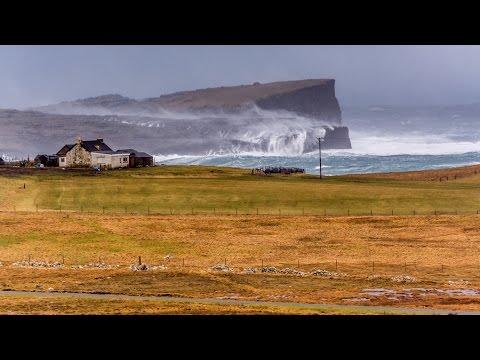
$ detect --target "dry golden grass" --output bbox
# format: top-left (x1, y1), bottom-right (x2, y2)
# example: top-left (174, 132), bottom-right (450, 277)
top-left (0, 295), bottom-right (334, 315)
top-left (3, 165), bottom-right (480, 313)
top-left (1, 212), bottom-right (480, 270)
top-left (1, 212), bottom-right (480, 312)
top-left (344, 164), bottom-right (480, 181)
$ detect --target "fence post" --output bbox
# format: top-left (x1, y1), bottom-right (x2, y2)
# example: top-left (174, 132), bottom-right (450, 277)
top-left (413, 209), bottom-right (416, 215)
top-left (235, 208), bottom-right (238, 215)
top-left (297, 259), bottom-right (300, 268)
top-left (324, 209), bottom-right (326, 216)
top-left (302, 207), bottom-right (305, 216)
top-left (28, 254), bottom-right (31, 265)
top-left (336, 259), bottom-right (338, 271)
top-left (261, 259), bottom-right (264, 268)
top-left (391, 209), bottom-right (393, 216)
top-left (370, 209), bottom-right (372, 216)
top-left (404, 261), bottom-right (407, 272)
top-left (36, 204), bottom-right (38, 213)
top-left (138, 256), bottom-right (142, 265)
top-left (183, 258), bottom-right (185, 267)
top-left (347, 209), bottom-right (350, 216)
top-left (434, 209), bottom-right (437, 216)
top-left (257, 208), bottom-right (259, 215)
top-left (279, 209), bottom-right (281, 216)
top-left (62, 255), bottom-right (65, 265)
top-left (147, 206), bottom-right (150, 215)
top-left (224, 258), bottom-right (227, 266)
top-left (372, 261), bottom-right (375, 272)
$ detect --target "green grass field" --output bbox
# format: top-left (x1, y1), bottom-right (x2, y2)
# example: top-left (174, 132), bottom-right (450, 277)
top-left (2, 164), bottom-right (480, 215)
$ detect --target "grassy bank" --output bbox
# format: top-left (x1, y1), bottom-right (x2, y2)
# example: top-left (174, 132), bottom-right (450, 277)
top-left (2, 164), bottom-right (480, 215)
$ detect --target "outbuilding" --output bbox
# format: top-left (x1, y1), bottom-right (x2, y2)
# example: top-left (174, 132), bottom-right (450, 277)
top-left (91, 150), bottom-right (131, 169)
top-left (117, 149), bottom-right (154, 167)
top-left (34, 154), bottom-right (59, 167)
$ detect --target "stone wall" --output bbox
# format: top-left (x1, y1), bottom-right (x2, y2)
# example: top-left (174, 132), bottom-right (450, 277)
top-left (65, 144), bottom-right (91, 167)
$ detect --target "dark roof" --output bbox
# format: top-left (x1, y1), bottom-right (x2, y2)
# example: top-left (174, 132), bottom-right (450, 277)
top-left (0, 157), bottom-right (4, 164)
top-left (117, 149), bottom-right (153, 158)
top-left (57, 139), bottom-right (112, 156)
top-left (80, 140), bottom-right (112, 152)
top-left (56, 144), bottom-right (75, 156)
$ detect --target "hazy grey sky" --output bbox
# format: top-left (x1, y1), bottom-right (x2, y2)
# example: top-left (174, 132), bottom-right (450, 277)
top-left (1, 45), bottom-right (480, 109)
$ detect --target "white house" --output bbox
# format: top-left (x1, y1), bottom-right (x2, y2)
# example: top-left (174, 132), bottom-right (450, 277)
top-left (90, 150), bottom-right (131, 169)
top-left (56, 137), bottom-right (113, 167)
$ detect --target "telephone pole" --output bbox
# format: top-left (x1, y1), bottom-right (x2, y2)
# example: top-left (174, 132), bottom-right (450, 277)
top-left (317, 137), bottom-right (322, 179)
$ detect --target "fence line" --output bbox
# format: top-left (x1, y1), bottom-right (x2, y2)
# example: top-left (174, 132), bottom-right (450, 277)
top-left (2, 254), bottom-right (469, 279)
top-left (4, 206), bottom-right (480, 217)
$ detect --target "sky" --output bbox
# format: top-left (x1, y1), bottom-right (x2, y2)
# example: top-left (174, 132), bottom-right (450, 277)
top-left (1, 45), bottom-right (480, 109)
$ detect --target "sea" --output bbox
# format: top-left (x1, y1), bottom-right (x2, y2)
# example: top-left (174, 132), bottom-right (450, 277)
top-left (154, 132), bottom-right (480, 176)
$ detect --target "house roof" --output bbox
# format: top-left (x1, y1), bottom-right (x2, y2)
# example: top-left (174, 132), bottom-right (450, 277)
top-left (117, 149), bottom-right (153, 158)
top-left (56, 144), bottom-right (75, 156)
top-left (80, 140), bottom-right (112, 152)
top-left (56, 139), bottom-right (112, 156)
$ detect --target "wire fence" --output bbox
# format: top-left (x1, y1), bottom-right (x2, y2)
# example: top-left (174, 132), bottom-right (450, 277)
top-left (2, 254), bottom-right (476, 280)
top-left (6, 205), bottom-right (480, 217)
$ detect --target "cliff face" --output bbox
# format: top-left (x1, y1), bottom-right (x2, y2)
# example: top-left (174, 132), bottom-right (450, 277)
top-left (21, 79), bottom-right (351, 155)
top-left (255, 80), bottom-right (342, 124)
top-left (34, 79), bottom-right (343, 123)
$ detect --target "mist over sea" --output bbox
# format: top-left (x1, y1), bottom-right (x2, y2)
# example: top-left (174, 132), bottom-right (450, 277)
top-left (154, 131), bottom-right (480, 175)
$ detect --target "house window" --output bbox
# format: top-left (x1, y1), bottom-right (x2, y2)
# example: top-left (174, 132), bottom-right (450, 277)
top-left (123, 157), bottom-right (128, 162)
top-left (61, 158), bottom-right (65, 163)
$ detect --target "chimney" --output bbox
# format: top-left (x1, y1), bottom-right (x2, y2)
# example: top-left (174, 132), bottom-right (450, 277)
top-left (76, 136), bottom-right (82, 145)
top-left (96, 138), bottom-right (104, 143)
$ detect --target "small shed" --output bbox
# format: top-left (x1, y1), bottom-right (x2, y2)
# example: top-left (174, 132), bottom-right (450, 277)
top-left (34, 154), bottom-right (59, 167)
top-left (0, 157), bottom-right (4, 166)
top-left (117, 149), bottom-right (154, 167)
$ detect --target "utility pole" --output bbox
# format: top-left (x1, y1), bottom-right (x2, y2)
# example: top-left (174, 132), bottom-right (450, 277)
top-left (317, 137), bottom-right (323, 179)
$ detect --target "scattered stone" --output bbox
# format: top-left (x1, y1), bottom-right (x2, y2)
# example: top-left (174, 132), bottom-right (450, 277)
top-left (280, 268), bottom-right (307, 276)
top-left (343, 297), bottom-right (370, 302)
top-left (47, 287), bottom-right (54, 292)
top-left (149, 265), bottom-right (167, 271)
top-left (261, 266), bottom-right (278, 273)
top-left (71, 262), bottom-right (119, 270)
top-left (311, 269), bottom-right (347, 278)
top-left (35, 284), bottom-right (43, 290)
top-left (211, 264), bottom-right (232, 272)
top-left (130, 263), bottom-right (149, 271)
top-left (447, 279), bottom-right (470, 287)
top-left (390, 275), bottom-right (417, 283)
top-left (361, 287), bottom-right (480, 300)
top-left (241, 267), bottom-right (258, 274)
top-left (12, 260), bottom-right (63, 269)
top-left (164, 254), bottom-right (172, 261)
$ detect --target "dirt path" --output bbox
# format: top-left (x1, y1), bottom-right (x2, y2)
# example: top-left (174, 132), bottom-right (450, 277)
top-left (1, 290), bottom-right (478, 315)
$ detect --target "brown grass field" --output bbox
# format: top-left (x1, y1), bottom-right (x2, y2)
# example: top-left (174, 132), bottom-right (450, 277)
top-left (2, 164), bottom-right (480, 314)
